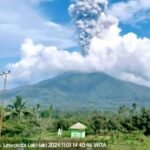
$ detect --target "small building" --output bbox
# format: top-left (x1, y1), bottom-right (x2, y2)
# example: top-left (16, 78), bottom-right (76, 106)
top-left (69, 122), bottom-right (87, 138)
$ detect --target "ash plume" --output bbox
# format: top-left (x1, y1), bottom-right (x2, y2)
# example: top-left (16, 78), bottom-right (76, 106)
top-left (69, 0), bottom-right (108, 54)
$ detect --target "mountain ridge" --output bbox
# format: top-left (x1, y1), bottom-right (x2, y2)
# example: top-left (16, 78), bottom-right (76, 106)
top-left (3, 72), bottom-right (150, 111)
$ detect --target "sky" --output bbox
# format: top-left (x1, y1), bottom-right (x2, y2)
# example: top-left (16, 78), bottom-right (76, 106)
top-left (0, 0), bottom-right (150, 88)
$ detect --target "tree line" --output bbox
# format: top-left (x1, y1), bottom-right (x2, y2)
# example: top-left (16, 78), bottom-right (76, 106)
top-left (0, 96), bottom-right (150, 138)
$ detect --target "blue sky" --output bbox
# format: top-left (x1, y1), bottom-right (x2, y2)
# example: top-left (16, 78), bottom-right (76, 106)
top-left (0, 0), bottom-right (75, 71)
top-left (0, 0), bottom-right (149, 69)
top-left (0, 0), bottom-right (150, 88)
top-left (38, 0), bottom-right (150, 36)
top-left (38, 0), bottom-right (71, 24)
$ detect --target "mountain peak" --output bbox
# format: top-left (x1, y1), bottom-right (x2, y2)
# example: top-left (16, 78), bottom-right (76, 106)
top-left (6, 72), bottom-right (150, 111)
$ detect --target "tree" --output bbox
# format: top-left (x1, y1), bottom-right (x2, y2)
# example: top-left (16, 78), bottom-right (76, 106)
top-left (5, 96), bottom-right (28, 121)
top-left (54, 119), bottom-right (70, 130)
top-left (140, 108), bottom-right (150, 135)
top-left (90, 114), bottom-right (107, 134)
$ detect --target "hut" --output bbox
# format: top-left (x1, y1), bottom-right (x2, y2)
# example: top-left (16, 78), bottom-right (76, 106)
top-left (69, 122), bottom-right (87, 138)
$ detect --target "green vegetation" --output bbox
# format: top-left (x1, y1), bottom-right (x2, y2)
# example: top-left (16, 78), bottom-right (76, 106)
top-left (0, 96), bottom-right (149, 150)
top-left (4, 72), bottom-right (150, 111)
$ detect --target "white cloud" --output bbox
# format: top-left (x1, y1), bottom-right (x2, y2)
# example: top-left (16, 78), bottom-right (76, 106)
top-left (89, 13), bottom-right (150, 86)
top-left (0, 0), bottom-right (75, 58)
top-left (108, 0), bottom-right (150, 24)
top-left (7, 39), bottom-right (85, 86)
top-left (7, 21), bottom-right (150, 87)
top-left (118, 72), bottom-right (150, 87)
top-left (4, 0), bottom-right (150, 88)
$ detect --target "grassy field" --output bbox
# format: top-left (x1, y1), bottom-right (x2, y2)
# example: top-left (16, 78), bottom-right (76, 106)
top-left (0, 131), bottom-right (149, 150)
top-left (108, 133), bottom-right (150, 150)
top-left (0, 97), bottom-right (149, 149)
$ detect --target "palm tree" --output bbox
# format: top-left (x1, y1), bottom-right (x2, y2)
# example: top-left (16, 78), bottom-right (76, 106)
top-left (5, 96), bottom-right (29, 121)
